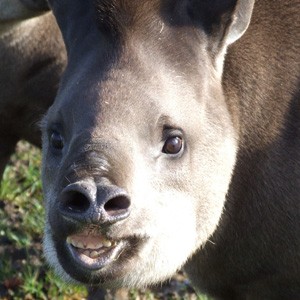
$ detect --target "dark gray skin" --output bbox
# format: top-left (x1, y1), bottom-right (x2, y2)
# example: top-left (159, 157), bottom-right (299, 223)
top-left (42, 0), bottom-right (300, 299)
top-left (0, 0), bottom-right (66, 178)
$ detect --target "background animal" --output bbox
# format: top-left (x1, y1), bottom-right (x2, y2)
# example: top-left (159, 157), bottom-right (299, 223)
top-left (0, 0), bottom-right (66, 179)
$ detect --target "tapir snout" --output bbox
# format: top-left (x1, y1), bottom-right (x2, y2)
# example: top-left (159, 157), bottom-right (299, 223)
top-left (59, 180), bottom-right (131, 225)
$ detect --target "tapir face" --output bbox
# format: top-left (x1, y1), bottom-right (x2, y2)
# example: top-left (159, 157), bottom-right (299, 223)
top-left (42, 0), bottom-right (252, 288)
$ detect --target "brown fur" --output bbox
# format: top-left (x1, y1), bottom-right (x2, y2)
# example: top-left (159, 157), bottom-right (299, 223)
top-left (186, 1), bottom-right (300, 298)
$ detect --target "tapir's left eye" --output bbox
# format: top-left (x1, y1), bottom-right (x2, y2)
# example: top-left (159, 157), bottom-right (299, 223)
top-left (50, 131), bottom-right (64, 150)
top-left (162, 136), bottom-right (183, 155)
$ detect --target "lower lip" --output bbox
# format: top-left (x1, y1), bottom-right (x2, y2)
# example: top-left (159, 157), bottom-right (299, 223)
top-left (66, 241), bottom-right (124, 271)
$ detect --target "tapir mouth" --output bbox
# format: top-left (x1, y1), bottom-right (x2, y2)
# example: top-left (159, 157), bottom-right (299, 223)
top-left (65, 228), bottom-right (124, 270)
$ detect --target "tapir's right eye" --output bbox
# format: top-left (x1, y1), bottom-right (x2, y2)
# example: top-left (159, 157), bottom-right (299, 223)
top-left (50, 131), bottom-right (64, 150)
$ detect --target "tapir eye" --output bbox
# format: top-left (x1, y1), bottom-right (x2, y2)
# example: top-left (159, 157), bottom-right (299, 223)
top-left (50, 131), bottom-right (64, 150)
top-left (162, 136), bottom-right (183, 155)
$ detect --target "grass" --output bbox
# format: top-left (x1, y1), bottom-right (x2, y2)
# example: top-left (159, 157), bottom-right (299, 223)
top-left (0, 142), bottom-right (87, 300)
top-left (0, 141), bottom-right (210, 300)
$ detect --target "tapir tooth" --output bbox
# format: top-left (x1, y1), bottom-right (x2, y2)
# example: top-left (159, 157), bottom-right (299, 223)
top-left (86, 242), bottom-right (103, 249)
top-left (77, 241), bottom-right (84, 249)
top-left (103, 240), bottom-right (112, 247)
top-left (90, 251), bottom-right (99, 258)
top-left (67, 235), bottom-right (113, 250)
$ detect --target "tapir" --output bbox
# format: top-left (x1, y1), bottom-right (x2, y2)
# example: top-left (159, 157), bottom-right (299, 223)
top-left (42, 0), bottom-right (300, 299)
top-left (0, 0), bottom-right (66, 178)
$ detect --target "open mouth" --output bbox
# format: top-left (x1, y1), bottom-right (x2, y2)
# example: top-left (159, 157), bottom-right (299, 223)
top-left (66, 229), bottom-right (124, 270)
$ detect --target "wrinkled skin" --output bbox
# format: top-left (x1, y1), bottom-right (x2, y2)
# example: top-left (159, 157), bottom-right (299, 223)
top-left (42, 0), bottom-right (300, 299)
top-left (0, 0), bottom-right (66, 178)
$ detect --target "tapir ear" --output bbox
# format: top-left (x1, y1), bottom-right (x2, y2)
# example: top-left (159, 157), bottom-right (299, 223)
top-left (180, 0), bottom-right (255, 56)
top-left (221, 0), bottom-right (255, 45)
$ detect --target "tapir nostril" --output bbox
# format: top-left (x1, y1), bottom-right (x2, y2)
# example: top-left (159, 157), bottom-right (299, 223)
top-left (61, 191), bottom-right (91, 214)
top-left (59, 183), bottom-right (130, 223)
top-left (104, 195), bottom-right (131, 216)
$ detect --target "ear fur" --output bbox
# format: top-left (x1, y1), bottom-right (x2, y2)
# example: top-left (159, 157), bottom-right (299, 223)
top-left (181, 0), bottom-right (255, 71)
top-left (184, 0), bottom-right (255, 44)
top-left (225, 0), bottom-right (255, 45)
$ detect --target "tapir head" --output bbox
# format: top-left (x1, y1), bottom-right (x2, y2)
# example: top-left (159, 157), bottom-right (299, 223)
top-left (42, 0), bottom-right (254, 287)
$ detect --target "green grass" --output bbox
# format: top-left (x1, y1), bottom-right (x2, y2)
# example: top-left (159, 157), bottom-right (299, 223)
top-left (0, 142), bottom-right (87, 299)
top-left (0, 141), bottom-right (210, 300)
